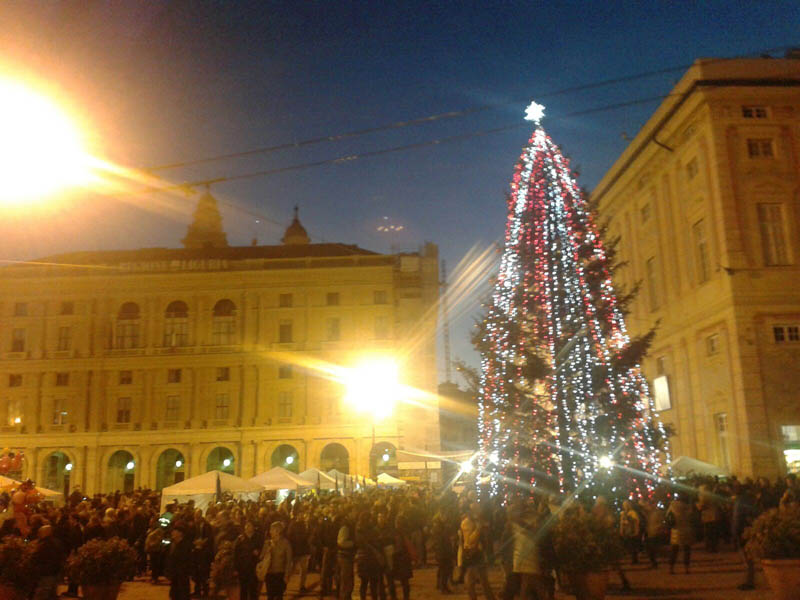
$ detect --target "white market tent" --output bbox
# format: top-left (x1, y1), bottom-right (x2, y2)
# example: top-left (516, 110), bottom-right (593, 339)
top-left (0, 475), bottom-right (65, 505)
top-left (298, 468), bottom-right (337, 490)
top-left (670, 456), bottom-right (728, 478)
top-left (249, 467), bottom-right (313, 491)
top-left (376, 472), bottom-right (407, 487)
top-left (160, 470), bottom-right (262, 512)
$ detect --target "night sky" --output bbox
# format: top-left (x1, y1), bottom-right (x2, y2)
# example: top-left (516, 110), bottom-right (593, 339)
top-left (1, 1), bottom-right (797, 379)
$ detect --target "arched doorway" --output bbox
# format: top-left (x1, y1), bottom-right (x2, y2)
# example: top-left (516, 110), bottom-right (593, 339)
top-left (320, 443), bottom-right (349, 474)
top-left (43, 451), bottom-right (72, 495)
top-left (156, 449), bottom-right (186, 490)
top-left (207, 447), bottom-right (235, 474)
top-left (370, 442), bottom-right (398, 478)
top-left (271, 444), bottom-right (299, 473)
top-left (107, 450), bottom-right (135, 493)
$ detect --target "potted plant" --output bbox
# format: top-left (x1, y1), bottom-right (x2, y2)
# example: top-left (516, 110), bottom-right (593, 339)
top-left (552, 506), bottom-right (623, 600)
top-left (210, 540), bottom-right (239, 600)
top-left (745, 504), bottom-right (800, 600)
top-left (0, 536), bottom-right (34, 600)
top-left (65, 537), bottom-right (138, 600)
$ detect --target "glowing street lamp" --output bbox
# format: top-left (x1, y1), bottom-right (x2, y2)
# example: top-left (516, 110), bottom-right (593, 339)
top-left (125, 461), bottom-right (135, 471)
top-left (222, 458), bottom-right (232, 468)
top-left (0, 77), bottom-right (94, 206)
top-left (460, 461), bottom-right (473, 474)
top-left (65, 463), bottom-right (73, 472)
top-left (175, 460), bottom-right (183, 468)
top-left (285, 455), bottom-right (294, 465)
top-left (344, 357), bottom-right (401, 421)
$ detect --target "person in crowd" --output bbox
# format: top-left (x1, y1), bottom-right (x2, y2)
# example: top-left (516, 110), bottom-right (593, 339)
top-left (319, 507), bottom-right (339, 599)
top-left (234, 520), bottom-right (262, 600)
top-left (392, 514), bottom-right (414, 600)
top-left (191, 510), bottom-right (214, 598)
top-left (375, 509), bottom-right (397, 600)
top-left (31, 524), bottom-right (67, 600)
top-left (355, 511), bottom-right (383, 600)
top-left (666, 493), bottom-right (694, 574)
top-left (640, 498), bottom-right (666, 569)
top-left (261, 521), bottom-right (293, 600)
top-left (165, 525), bottom-right (192, 600)
top-left (431, 510), bottom-right (455, 594)
top-left (619, 500), bottom-right (642, 564)
top-left (511, 501), bottom-right (553, 600)
top-left (696, 485), bottom-right (722, 553)
top-left (337, 508), bottom-right (357, 600)
top-left (287, 508), bottom-right (311, 593)
top-left (592, 496), bottom-right (631, 592)
top-left (461, 502), bottom-right (494, 600)
top-left (145, 516), bottom-right (167, 584)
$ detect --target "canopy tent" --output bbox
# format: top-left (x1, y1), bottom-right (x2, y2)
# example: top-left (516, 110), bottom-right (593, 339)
top-left (298, 468), bottom-right (337, 490)
top-left (376, 472), bottom-right (407, 487)
top-left (0, 476), bottom-right (65, 505)
top-left (670, 456), bottom-right (728, 478)
top-left (160, 470), bottom-right (262, 512)
top-left (249, 467), bottom-right (313, 491)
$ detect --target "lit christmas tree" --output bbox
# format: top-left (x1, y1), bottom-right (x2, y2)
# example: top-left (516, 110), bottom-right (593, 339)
top-left (476, 101), bottom-right (670, 501)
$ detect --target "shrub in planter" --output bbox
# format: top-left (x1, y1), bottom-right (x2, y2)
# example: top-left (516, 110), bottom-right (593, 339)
top-left (210, 540), bottom-right (239, 596)
top-left (65, 537), bottom-right (138, 596)
top-left (0, 536), bottom-right (35, 598)
top-left (744, 505), bottom-right (800, 600)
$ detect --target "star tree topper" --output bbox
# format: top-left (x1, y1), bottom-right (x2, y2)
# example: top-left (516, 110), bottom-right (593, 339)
top-left (524, 100), bottom-right (545, 124)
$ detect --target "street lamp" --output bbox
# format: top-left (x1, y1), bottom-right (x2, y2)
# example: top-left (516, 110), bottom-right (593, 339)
top-left (125, 461), bottom-right (135, 471)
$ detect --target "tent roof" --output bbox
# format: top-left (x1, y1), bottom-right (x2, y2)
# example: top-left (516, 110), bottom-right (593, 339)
top-left (671, 456), bottom-right (728, 477)
top-left (377, 472), bottom-right (406, 485)
top-left (250, 467), bottom-right (312, 490)
top-left (0, 476), bottom-right (64, 499)
top-left (162, 470), bottom-right (262, 496)
top-left (298, 468), bottom-right (337, 487)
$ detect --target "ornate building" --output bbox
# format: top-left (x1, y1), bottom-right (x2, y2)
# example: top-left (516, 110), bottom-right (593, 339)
top-left (592, 54), bottom-right (800, 478)
top-left (0, 193), bottom-right (440, 494)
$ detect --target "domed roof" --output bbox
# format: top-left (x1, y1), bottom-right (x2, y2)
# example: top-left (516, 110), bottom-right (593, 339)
top-left (282, 206), bottom-right (310, 245)
top-left (182, 189), bottom-right (229, 249)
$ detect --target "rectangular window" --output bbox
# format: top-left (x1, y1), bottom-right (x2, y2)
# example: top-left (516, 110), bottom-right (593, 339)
top-left (782, 425), bottom-right (800, 442)
top-left (279, 293), bottom-right (293, 308)
top-left (115, 323), bottom-right (139, 349)
top-left (163, 320), bottom-right (188, 347)
top-left (374, 290), bottom-right (388, 304)
top-left (9, 374), bottom-right (22, 387)
top-left (326, 317), bottom-right (341, 341)
top-left (13, 303), bottom-right (27, 317)
top-left (774, 325), bottom-right (800, 343)
top-left (686, 157), bottom-right (699, 180)
top-left (167, 369), bottom-right (181, 383)
top-left (116, 397), bottom-right (131, 423)
top-left (788, 326), bottom-right (800, 342)
top-left (326, 292), bottom-right (340, 306)
top-left (715, 413), bottom-right (731, 471)
top-left (215, 393), bottom-right (230, 420)
top-left (374, 316), bottom-right (390, 340)
top-left (640, 203), bottom-right (651, 223)
top-left (55, 372), bottom-right (69, 386)
top-left (656, 356), bottom-right (666, 376)
top-left (706, 333), bottom-right (720, 356)
top-left (216, 367), bottom-right (230, 381)
top-left (742, 105), bottom-right (768, 119)
top-left (758, 203), bottom-right (790, 265)
top-left (279, 320), bottom-right (293, 343)
top-left (645, 257), bottom-right (660, 311)
top-left (52, 399), bottom-right (68, 425)
top-left (747, 138), bottom-right (774, 158)
top-left (119, 370), bottom-right (133, 385)
top-left (692, 219), bottom-right (710, 283)
top-left (11, 328), bottom-right (25, 352)
top-left (278, 391), bottom-right (293, 420)
top-left (774, 326), bottom-right (786, 342)
top-left (165, 395), bottom-right (180, 421)
top-left (7, 400), bottom-right (22, 426)
top-left (653, 375), bottom-right (671, 411)
top-left (211, 318), bottom-right (234, 345)
top-left (59, 301), bottom-right (74, 315)
top-left (278, 364), bottom-right (293, 379)
top-left (57, 326), bottom-right (72, 352)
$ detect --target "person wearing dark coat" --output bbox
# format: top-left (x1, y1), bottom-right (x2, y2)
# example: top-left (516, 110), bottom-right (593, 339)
top-left (355, 512), bottom-right (383, 600)
top-left (191, 512), bottom-right (214, 598)
top-left (392, 516), bottom-right (414, 600)
top-left (31, 524), bottom-right (67, 600)
top-left (165, 526), bottom-right (193, 600)
top-left (55, 513), bottom-right (83, 597)
top-left (234, 521), bottom-right (261, 600)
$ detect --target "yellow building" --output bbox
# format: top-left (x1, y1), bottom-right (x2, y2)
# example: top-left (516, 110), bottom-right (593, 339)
top-left (0, 194), bottom-right (440, 494)
top-left (592, 54), bottom-right (800, 478)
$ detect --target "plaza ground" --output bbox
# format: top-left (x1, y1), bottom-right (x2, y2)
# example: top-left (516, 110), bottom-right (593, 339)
top-left (84, 548), bottom-right (774, 599)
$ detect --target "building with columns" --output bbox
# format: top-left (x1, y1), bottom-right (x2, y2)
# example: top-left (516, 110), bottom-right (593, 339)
top-left (0, 193), bottom-right (440, 494)
top-left (592, 53), bottom-right (800, 478)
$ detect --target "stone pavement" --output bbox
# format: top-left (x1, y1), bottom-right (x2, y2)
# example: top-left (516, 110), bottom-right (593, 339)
top-left (74, 549), bottom-right (773, 599)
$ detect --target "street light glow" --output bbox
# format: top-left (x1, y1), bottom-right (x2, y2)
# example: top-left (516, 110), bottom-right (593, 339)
top-left (65, 463), bottom-right (73, 472)
top-left (285, 455), bottom-right (294, 465)
top-left (382, 452), bottom-right (390, 463)
top-left (222, 458), bottom-right (231, 468)
top-left (599, 455), bottom-right (614, 469)
top-left (0, 77), bottom-right (93, 205)
top-left (175, 460), bottom-right (183, 468)
top-left (125, 461), bottom-right (135, 470)
top-left (460, 461), bottom-right (473, 473)
top-left (344, 357), bottom-right (400, 420)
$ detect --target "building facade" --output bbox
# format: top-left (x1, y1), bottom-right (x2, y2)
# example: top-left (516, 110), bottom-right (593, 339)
top-left (592, 54), bottom-right (800, 478)
top-left (0, 195), bottom-right (440, 494)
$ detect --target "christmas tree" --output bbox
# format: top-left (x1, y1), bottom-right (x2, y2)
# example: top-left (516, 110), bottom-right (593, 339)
top-left (476, 101), bottom-right (670, 501)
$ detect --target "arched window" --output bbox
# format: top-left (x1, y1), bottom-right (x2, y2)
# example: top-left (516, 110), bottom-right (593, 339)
top-left (370, 442), bottom-right (398, 479)
top-left (212, 299), bottom-right (236, 345)
top-left (207, 447), bottom-right (235, 474)
top-left (164, 300), bottom-right (189, 347)
top-left (115, 302), bottom-right (140, 349)
top-left (271, 444), bottom-right (300, 473)
top-left (156, 449), bottom-right (186, 490)
top-left (320, 443), bottom-right (349, 474)
top-left (43, 451), bottom-right (72, 495)
top-left (107, 450), bottom-right (135, 493)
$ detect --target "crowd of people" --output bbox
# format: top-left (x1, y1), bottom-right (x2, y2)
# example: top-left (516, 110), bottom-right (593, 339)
top-left (0, 471), bottom-right (797, 599)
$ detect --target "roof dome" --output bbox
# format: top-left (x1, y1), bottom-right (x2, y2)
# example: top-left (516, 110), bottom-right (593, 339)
top-left (282, 206), bottom-right (310, 245)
